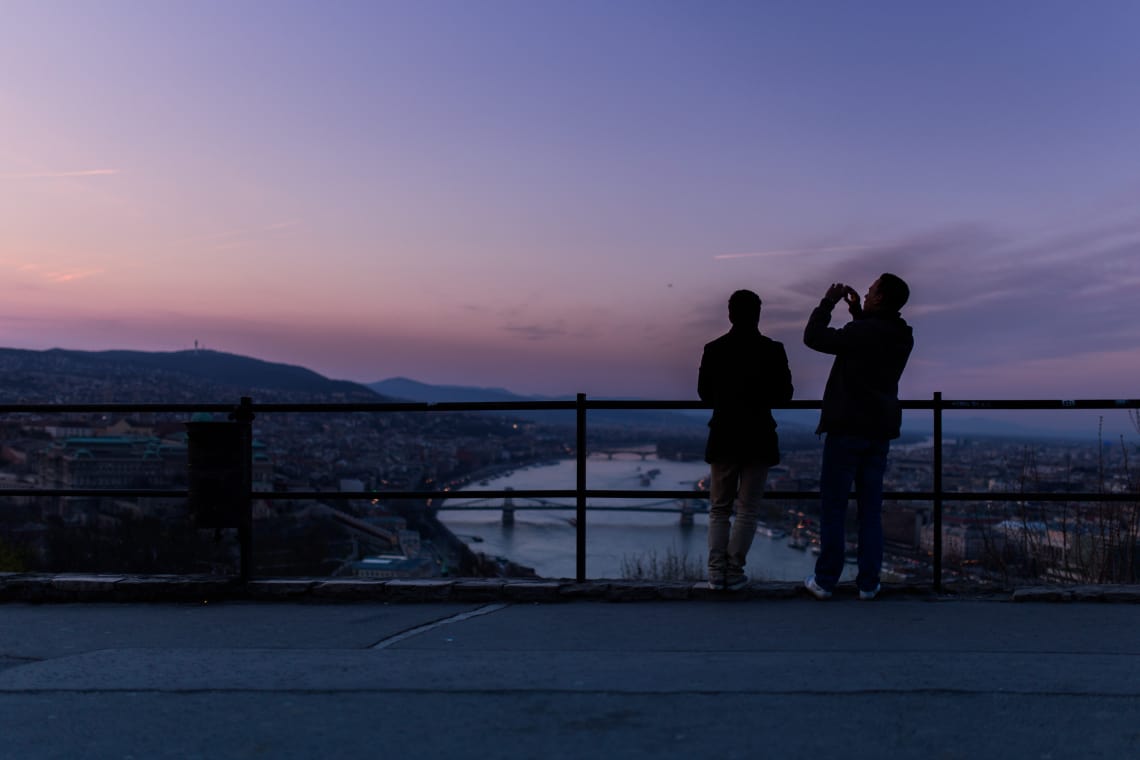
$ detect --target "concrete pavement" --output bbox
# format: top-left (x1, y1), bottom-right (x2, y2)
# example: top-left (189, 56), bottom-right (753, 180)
top-left (2, 590), bottom-right (1139, 759)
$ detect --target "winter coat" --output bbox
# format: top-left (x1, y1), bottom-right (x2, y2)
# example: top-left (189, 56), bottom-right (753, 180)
top-left (803, 300), bottom-right (914, 440)
top-left (698, 326), bottom-right (794, 465)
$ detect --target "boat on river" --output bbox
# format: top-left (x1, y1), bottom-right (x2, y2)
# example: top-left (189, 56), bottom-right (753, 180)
top-left (756, 523), bottom-right (786, 539)
top-left (787, 521), bottom-right (809, 550)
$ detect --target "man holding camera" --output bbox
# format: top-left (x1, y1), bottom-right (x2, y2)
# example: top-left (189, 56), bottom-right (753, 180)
top-left (802, 274), bottom-right (914, 600)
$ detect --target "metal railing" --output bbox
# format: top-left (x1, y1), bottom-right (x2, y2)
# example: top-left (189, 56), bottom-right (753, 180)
top-left (2, 394), bottom-right (1139, 589)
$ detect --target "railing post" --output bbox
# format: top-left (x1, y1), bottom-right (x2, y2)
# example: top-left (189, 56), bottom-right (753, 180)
top-left (576, 393), bottom-right (587, 582)
top-left (933, 391), bottom-right (943, 592)
top-left (231, 396), bottom-right (256, 582)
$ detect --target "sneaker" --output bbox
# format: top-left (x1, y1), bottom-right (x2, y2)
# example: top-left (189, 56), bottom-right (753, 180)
top-left (803, 574), bottom-right (832, 600)
top-left (725, 575), bottom-right (748, 592)
top-left (858, 584), bottom-right (881, 601)
top-left (707, 575), bottom-right (726, 591)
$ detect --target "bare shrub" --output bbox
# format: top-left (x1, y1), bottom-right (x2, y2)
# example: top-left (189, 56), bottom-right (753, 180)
top-left (620, 546), bottom-right (705, 581)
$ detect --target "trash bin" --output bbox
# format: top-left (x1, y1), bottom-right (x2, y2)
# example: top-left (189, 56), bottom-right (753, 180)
top-left (186, 420), bottom-right (249, 529)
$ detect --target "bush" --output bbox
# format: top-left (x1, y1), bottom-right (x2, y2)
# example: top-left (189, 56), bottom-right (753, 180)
top-left (620, 546), bottom-right (705, 581)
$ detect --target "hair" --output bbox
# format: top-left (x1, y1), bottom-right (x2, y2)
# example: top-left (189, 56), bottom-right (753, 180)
top-left (728, 289), bottom-right (762, 325)
top-left (877, 273), bottom-right (910, 311)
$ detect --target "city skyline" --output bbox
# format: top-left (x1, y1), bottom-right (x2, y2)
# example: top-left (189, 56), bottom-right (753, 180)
top-left (3, 2), bottom-right (1140, 410)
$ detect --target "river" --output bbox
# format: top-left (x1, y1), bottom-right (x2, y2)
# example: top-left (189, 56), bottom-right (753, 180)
top-left (440, 454), bottom-right (856, 582)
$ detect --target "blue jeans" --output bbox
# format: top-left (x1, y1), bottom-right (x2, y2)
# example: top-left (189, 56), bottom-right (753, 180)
top-left (813, 433), bottom-right (889, 593)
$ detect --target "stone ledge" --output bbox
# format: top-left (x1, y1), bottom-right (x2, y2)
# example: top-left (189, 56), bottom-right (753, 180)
top-left (451, 579), bottom-right (507, 602)
top-left (557, 582), bottom-right (611, 600)
top-left (245, 579), bottom-right (318, 600)
top-left (500, 581), bottom-right (564, 603)
top-left (1012, 584), bottom-right (1140, 603)
top-left (1, 573), bottom-right (1137, 604)
top-left (308, 579), bottom-right (389, 600)
top-left (384, 579), bottom-right (456, 602)
top-left (605, 581), bottom-right (664, 602)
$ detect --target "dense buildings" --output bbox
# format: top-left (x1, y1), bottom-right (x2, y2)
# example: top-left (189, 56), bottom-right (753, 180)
top-left (0, 349), bottom-right (1136, 584)
top-left (3, 408), bottom-right (1137, 585)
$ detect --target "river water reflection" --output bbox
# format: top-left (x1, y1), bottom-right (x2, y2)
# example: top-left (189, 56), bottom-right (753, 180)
top-left (441, 455), bottom-right (854, 582)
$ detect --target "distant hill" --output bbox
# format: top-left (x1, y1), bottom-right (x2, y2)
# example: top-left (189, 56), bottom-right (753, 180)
top-left (370, 377), bottom-right (710, 433)
top-left (371, 377), bottom-right (550, 405)
top-left (84, 349), bottom-right (377, 395)
top-left (2, 350), bottom-right (1106, 441)
top-left (0, 347), bottom-right (385, 403)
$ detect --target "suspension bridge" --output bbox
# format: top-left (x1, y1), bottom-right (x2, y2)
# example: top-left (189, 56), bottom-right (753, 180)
top-left (589, 447), bottom-right (658, 460)
top-left (438, 488), bottom-right (708, 527)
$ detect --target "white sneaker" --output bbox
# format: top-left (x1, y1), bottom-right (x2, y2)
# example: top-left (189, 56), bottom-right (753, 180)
top-left (725, 575), bottom-right (749, 592)
top-left (804, 575), bottom-right (832, 600)
top-left (859, 584), bottom-right (881, 601)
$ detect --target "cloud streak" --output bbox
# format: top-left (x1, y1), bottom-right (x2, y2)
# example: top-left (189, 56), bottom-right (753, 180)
top-left (700, 216), bottom-right (1140, 398)
top-left (44, 269), bottom-right (103, 283)
top-left (847, 217), bottom-right (1140, 395)
top-left (14, 263), bottom-right (104, 284)
top-left (714, 244), bottom-right (880, 260)
top-left (171, 221), bottom-right (303, 250)
top-left (1, 169), bottom-right (119, 180)
top-left (503, 324), bottom-right (567, 341)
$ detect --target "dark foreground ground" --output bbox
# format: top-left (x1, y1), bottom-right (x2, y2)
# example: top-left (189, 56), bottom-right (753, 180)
top-left (1, 577), bottom-right (1139, 759)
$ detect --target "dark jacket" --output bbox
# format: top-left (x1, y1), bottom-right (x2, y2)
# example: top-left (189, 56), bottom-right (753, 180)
top-left (803, 299), bottom-right (914, 440)
top-left (698, 326), bottom-right (794, 465)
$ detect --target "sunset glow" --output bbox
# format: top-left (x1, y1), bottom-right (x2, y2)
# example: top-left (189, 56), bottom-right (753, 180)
top-left (2, 1), bottom-right (1139, 408)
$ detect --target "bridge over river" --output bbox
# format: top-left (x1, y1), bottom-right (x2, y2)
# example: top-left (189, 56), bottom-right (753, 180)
top-left (438, 490), bottom-right (707, 526)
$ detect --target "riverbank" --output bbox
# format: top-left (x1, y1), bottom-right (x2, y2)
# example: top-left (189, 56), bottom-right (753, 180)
top-left (439, 456), bottom-right (849, 582)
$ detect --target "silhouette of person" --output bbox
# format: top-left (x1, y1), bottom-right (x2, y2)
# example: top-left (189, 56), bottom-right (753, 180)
top-left (699, 289), bottom-right (793, 591)
top-left (802, 273), bottom-right (913, 600)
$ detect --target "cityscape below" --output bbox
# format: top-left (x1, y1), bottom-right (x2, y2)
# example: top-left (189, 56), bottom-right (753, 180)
top-left (0, 346), bottom-right (1137, 587)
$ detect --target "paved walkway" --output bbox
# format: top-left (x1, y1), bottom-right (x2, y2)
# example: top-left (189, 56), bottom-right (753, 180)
top-left (5, 572), bottom-right (1140, 603)
top-left (1, 579), bottom-right (1139, 758)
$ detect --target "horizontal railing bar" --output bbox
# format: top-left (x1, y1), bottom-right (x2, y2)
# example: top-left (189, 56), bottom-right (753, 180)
top-left (3, 488), bottom-right (1133, 504)
top-left (899, 491), bottom-right (1140, 503)
top-left (3, 398), bottom-right (1138, 416)
top-left (939, 399), bottom-right (1140, 410)
top-left (0, 489), bottom-right (190, 498)
top-left (581, 399), bottom-right (816, 410)
top-left (437, 489), bottom-right (1140, 503)
top-left (0, 403), bottom-right (237, 414)
top-left (266, 490), bottom-right (580, 500)
top-left (251, 401), bottom-right (581, 414)
top-left (440, 505), bottom-right (696, 513)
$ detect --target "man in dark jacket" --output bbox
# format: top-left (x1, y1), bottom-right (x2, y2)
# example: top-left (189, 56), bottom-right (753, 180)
top-left (699, 289), bottom-right (794, 591)
top-left (802, 273), bottom-right (913, 601)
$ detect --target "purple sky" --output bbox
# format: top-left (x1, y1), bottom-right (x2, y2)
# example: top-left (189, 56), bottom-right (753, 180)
top-left (3, 2), bottom-right (1140, 433)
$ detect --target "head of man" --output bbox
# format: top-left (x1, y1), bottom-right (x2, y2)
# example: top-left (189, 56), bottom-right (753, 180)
top-left (863, 273), bottom-right (909, 315)
top-left (727, 289), bottom-right (762, 327)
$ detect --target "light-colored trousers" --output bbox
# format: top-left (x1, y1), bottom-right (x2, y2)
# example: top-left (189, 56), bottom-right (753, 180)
top-left (707, 461), bottom-right (770, 578)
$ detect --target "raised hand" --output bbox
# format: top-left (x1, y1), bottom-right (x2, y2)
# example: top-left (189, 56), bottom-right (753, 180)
top-left (824, 283), bottom-right (849, 305)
